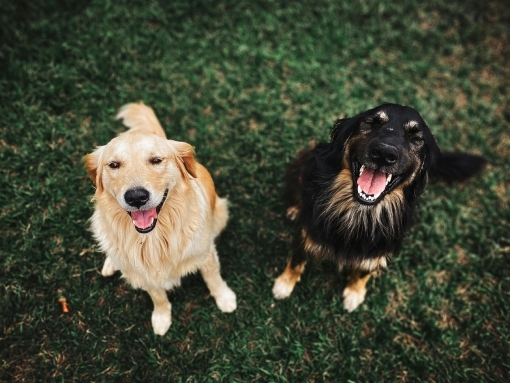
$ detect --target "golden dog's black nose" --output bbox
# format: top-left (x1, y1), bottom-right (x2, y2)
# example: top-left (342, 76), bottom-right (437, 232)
top-left (369, 143), bottom-right (399, 166)
top-left (125, 188), bottom-right (150, 208)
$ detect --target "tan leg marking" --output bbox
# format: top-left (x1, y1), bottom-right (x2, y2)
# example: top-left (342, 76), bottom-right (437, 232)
top-left (272, 260), bottom-right (307, 299)
top-left (286, 206), bottom-right (300, 221)
top-left (342, 270), bottom-right (373, 312)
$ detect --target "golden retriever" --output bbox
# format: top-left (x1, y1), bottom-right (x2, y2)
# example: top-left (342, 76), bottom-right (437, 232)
top-left (85, 103), bottom-right (237, 336)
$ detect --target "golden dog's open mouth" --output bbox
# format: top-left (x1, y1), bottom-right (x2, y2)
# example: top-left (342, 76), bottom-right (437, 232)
top-left (128, 189), bottom-right (168, 233)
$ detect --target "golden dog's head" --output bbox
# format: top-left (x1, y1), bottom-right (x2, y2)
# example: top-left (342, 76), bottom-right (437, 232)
top-left (85, 107), bottom-right (196, 234)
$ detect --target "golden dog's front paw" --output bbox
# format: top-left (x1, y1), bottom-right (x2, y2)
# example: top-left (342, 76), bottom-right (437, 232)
top-left (151, 309), bottom-right (172, 336)
top-left (214, 286), bottom-right (237, 313)
top-left (342, 286), bottom-right (366, 313)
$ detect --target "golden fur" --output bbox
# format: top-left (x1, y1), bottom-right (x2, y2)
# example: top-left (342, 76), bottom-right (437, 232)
top-left (85, 103), bottom-right (236, 336)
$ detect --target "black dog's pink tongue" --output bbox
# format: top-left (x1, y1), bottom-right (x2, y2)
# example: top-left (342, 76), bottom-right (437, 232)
top-left (357, 168), bottom-right (387, 195)
top-left (131, 208), bottom-right (157, 229)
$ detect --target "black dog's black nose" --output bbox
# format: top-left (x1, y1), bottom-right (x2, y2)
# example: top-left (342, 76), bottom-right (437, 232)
top-left (124, 188), bottom-right (150, 208)
top-left (370, 144), bottom-right (399, 166)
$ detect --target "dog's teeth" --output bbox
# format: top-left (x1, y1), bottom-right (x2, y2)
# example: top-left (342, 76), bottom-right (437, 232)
top-left (386, 174), bottom-right (392, 184)
top-left (357, 184), bottom-right (383, 202)
top-left (360, 165), bottom-right (365, 175)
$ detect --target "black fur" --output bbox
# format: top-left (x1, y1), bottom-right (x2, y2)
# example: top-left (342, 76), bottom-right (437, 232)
top-left (432, 151), bottom-right (487, 182)
top-left (284, 103), bottom-right (486, 271)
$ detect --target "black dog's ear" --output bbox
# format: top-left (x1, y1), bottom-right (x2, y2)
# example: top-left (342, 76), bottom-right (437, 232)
top-left (330, 116), bottom-right (360, 144)
top-left (422, 124), bottom-right (441, 173)
top-left (405, 123), bottom-right (441, 201)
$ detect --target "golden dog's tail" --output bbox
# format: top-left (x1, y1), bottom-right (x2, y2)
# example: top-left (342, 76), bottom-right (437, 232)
top-left (213, 197), bottom-right (229, 238)
top-left (116, 103), bottom-right (167, 138)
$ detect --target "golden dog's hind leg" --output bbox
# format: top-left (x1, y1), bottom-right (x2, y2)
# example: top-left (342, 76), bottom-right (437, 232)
top-left (342, 269), bottom-right (373, 312)
top-left (101, 256), bottom-right (118, 277)
top-left (146, 288), bottom-right (172, 336)
top-left (199, 248), bottom-right (237, 313)
top-left (212, 196), bottom-right (229, 238)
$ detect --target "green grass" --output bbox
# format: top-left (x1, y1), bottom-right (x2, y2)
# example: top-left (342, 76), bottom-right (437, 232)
top-left (1, 0), bottom-right (509, 381)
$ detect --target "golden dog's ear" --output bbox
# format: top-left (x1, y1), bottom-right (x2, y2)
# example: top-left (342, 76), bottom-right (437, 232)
top-left (84, 146), bottom-right (105, 192)
top-left (170, 140), bottom-right (197, 179)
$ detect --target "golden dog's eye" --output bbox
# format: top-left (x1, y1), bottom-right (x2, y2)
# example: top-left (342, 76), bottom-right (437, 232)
top-left (150, 157), bottom-right (163, 165)
top-left (108, 161), bottom-right (120, 169)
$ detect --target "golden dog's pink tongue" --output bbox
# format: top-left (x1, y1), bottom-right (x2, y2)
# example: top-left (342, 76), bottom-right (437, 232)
top-left (357, 168), bottom-right (387, 195)
top-left (131, 208), bottom-right (157, 229)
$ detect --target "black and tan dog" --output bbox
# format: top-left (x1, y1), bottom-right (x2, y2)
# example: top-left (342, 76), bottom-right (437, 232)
top-left (272, 103), bottom-right (485, 312)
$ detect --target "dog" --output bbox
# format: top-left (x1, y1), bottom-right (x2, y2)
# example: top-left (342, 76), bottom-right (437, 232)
top-left (85, 103), bottom-right (236, 335)
top-left (272, 103), bottom-right (486, 312)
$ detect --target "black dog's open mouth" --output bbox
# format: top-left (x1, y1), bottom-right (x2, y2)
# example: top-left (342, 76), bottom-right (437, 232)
top-left (352, 159), bottom-right (402, 205)
top-left (128, 189), bottom-right (168, 234)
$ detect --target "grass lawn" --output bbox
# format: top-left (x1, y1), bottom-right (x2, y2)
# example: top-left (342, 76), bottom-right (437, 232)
top-left (1, 0), bottom-right (509, 381)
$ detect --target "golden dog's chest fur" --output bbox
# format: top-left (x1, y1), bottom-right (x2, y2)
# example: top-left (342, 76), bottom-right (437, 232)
top-left (91, 178), bottom-right (228, 290)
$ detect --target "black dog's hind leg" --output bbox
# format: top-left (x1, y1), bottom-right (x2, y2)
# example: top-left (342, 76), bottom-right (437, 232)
top-left (272, 234), bottom-right (308, 299)
top-left (283, 149), bottom-right (314, 221)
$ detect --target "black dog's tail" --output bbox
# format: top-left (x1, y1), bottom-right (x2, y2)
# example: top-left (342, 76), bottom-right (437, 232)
top-left (432, 152), bottom-right (487, 181)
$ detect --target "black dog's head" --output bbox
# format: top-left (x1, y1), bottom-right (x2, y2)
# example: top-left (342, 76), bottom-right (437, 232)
top-left (330, 103), bottom-right (440, 206)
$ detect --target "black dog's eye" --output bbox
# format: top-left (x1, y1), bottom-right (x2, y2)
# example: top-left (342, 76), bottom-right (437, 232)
top-left (150, 157), bottom-right (163, 165)
top-left (408, 128), bottom-right (423, 142)
top-left (364, 114), bottom-right (388, 128)
top-left (108, 161), bottom-right (120, 169)
top-left (360, 118), bottom-right (381, 131)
